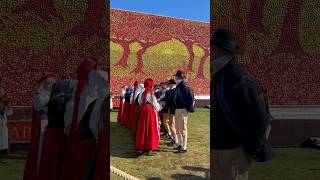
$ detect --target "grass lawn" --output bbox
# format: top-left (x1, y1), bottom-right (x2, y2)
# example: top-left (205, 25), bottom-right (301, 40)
top-left (0, 108), bottom-right (319, 179)
top-left (0, 152), bottom-right (26, 180)
top-left (110, 108), bottom-right (211, 180)
top-left (249, 148), bottom-right (320, 180)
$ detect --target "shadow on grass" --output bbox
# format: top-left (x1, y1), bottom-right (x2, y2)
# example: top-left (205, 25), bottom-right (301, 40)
top-left (0, 160), bottom-right (9, 165)
top-left (0, 151), bottom-right (27, 160)
top-left (146, 177), bottom-right (162, 180)
top-left (183, 166), bottom-right (209, 173)
top-left (155, 145), bottom-right (175, 153)
top-left (171, 174), bottom-right (208, 180)
top-left (180, 166), bottom-right (210, 179)
top-left (110, 121), bottom-right (137, 159)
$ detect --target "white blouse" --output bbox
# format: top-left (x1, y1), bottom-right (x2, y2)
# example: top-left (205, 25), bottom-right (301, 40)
top-left (138, 92), bottom-right (162, 112)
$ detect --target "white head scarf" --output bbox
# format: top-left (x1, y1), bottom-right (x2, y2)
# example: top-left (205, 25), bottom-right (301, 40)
top-left (63, 70), bottom-right (98, 135)
top-left (88, 70), bottom-right (109, 139)
top-left (63, 80), bottom-right (78, 135)
top-left (77, 70), bottom-right (102, 124)
top-left (33, 79), bottom-right (54, 113)
top-left (134, 83), bottom-right (144, 100)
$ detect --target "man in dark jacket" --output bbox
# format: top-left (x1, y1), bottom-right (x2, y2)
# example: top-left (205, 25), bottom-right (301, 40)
top-left (164, 79), bottom-right (177, 146)
top-left (174, 71), bottom-right (195, 153)
top-left (211, 28), bottom-right (273, 180)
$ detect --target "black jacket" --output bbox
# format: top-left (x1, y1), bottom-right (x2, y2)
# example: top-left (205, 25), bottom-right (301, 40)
top-left (174, 81), bottom-right (194, 112)
top-left (211, 58), bottom-right (270, 154)
top-left (124, 92), bottom-right (131, 102)
top-left (164, 88), bottom-right (176, 114)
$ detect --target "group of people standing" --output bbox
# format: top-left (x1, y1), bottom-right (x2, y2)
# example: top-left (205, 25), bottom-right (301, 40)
top-left (23, 58), bottom-right (109, 180)
top-left (117, 70), bottom-right (195, 156)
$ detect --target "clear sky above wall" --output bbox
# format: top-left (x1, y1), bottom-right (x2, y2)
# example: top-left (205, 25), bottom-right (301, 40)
top-left (110, 0), bottom-right (210, 22)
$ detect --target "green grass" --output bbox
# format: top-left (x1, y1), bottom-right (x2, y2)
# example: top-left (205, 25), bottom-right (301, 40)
top-left (249, 148), bottom-right (320, 180)
top-left (1, 108), bottom-right (320, 180)
top-left (110, 108), bottom-right (210, 180)
top-left (0, 152), bottom-right (26, 180)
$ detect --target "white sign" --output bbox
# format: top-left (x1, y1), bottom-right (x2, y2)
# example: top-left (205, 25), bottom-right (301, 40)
top-left (270, 108), bottom-right (320, 120)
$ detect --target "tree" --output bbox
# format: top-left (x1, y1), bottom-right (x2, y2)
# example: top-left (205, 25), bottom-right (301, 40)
top-left (272, 0), bottom-right (309, 58)
top-left (110, 10), bottom-right (141, 67)
top-left (197, 47), bottom-right (210, 79)
top-left (63, 0), bottom-right (107, 42)
top-left (247, 0), bottom-right (267, 33)
top-left (169, 20), bottom-right (210, 73)
top-left (110, 10), bottom-right (210, 76)
top-left (13, 0), bottom-right (61, 22)
top-left (131, 15), bottom-right (171, 74)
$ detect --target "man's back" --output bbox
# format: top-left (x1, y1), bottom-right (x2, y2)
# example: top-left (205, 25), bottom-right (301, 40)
top-left (211, 58), bottom-right (246, 149)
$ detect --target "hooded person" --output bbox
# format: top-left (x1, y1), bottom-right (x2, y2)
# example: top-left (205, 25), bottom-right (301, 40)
top-left (127, 81), bottom-right (139, 130)
top-left (23, 72), bottom-right (56, 180)
top-left (132, 83), bottom-right (144, 136)
top-left (135, 78), bottom-right (162, 156)
top-left (120, 87), bottom-right (133, 126)
top-left (37, 80), bottom-right (74, 180)
top-left (60, 59), bottom-right (97, 180)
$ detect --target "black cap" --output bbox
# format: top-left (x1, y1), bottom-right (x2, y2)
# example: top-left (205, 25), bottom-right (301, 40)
top-left (211, 28), bottom-right (240, 53)
top-left (174, 70), bottom-right (185, 79)
top-left (167, 79), bottom-right (176, 85)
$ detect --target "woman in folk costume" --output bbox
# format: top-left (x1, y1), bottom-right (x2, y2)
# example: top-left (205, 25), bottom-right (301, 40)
top-left (0, 87), bottom-right (13, 154)
top-left (127, 81), bottom-right (139, 130)
top-left (135, 78), bottom-right (162, 156)
top-left (23, 72), bottom-right (56, 180)
top-left (66, 70), bottom-right (108, 180)
top-left (116, 85), bottom-right (126, 124)
top-left (59, 59), bottom-right (97, 180)
top-left (132, 83), bottom-right (144, 136)
top-left (120, 87), bottom-right (133, 126)
top-left (85, 70), bottom-right (109, 180)
top-left (37, 80), bottom-right (75, 180)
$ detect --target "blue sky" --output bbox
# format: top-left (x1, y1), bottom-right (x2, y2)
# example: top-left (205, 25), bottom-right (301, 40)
top-left (110, 0), bottom-right (210, 22)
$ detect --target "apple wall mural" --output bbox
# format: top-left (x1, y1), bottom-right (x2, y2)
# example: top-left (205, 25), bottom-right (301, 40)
top-left (212, 0), bottom-right (320, 105)
top-left (0, 0), bottom-right (109, 106)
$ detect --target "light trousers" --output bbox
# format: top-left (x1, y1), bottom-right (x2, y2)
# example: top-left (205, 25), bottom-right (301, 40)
top-left (175, 108), bottom-right (188, 150)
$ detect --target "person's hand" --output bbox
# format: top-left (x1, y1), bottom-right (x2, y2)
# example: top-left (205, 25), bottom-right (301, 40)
top-left (152, 95), bottom-right (157, 102)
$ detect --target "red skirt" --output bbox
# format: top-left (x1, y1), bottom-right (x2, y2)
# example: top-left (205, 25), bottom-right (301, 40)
top-left (93, 133), bottom-right (109, 180)
top-left (23, 111), bottom-right (41, 180)
top-left (135, 104), bottom-right (159, 151)
top-left (131, 105), bottom-right (139, 135)
top-left (116, 97), bottom-right (124, 124)
top-left (37, 128), bottom-right (65, 180)
top-left (127, 102), bottom-right (138, 130)
top-left (60, 128), bottom-right (81, 180)
top-left (120, 102), bottom-right (130, 126)
top-left (74, 139), bottom-right (97, 180)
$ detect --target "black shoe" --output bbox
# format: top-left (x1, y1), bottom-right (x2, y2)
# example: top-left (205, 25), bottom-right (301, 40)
top-left (174, 145), bottom-right (182, 150)
top-left (136, 151), bottom-right (143, 157)
top-left (166, 140), bottom-right (176, 147)
top-left (175, 149), bottom-right (187, 153)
